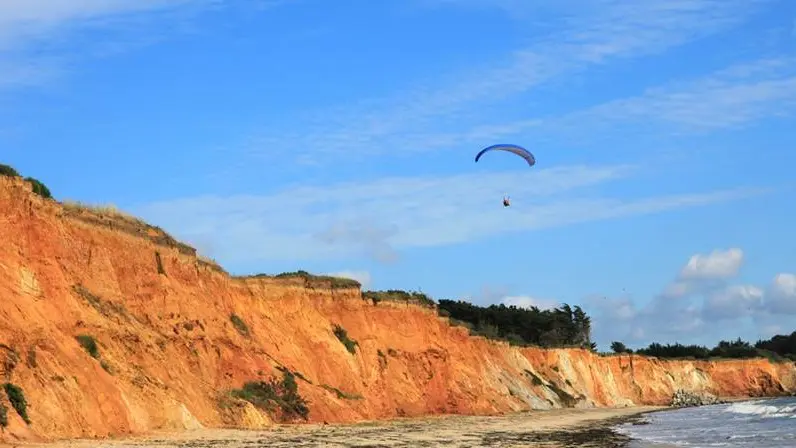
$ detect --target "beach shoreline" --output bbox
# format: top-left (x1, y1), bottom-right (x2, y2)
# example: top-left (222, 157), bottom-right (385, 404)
top-left (6, 396), bottom-right (784, 448)
top-left (10, 406), bottom-right (665, 448)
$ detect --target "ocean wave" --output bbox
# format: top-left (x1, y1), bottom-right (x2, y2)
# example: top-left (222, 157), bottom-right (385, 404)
top-left (723, 401), bottom-right (795, 418)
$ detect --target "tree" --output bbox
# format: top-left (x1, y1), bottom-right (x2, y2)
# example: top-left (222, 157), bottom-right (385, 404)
top-left (610, 341), bottom-right (631, 354)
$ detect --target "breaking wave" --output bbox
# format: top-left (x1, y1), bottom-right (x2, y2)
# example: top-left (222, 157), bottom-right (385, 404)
top-left (724, 400), bottom-right (796, 419)
top-left (617, 397), bottom-right (796, 447)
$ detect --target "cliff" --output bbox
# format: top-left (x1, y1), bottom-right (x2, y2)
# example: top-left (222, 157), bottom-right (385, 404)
top-left (0, 176), bottom-right (794, 443)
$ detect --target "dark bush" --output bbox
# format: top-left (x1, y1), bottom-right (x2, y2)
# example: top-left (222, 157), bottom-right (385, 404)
top-left (76, 334), bottom-right (99, 359)
top-left (3, 383), bottom-right (30, 424)
top-left (611, 341), bottom-right (633, 354)
top-left (230, 314), bottom-right (250, 337)
top-left (231, 370), bottom-right (309, 421)
top-left (333, 324), bottom-right (358, 354)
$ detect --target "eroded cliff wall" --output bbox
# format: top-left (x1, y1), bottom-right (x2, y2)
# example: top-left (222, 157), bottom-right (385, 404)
top-left (1, 177), bottom-right (794, 442)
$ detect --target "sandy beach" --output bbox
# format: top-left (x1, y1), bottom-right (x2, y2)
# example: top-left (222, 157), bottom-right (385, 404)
top-left (14, 406), bottom-right (666, 448)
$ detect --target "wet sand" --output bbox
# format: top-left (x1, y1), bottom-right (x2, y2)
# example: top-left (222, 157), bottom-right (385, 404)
top-left (20, 406), bottom-right (666, 448)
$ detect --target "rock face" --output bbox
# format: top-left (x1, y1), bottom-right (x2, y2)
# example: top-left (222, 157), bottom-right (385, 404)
top-left (670, 389), bottom-right (726, 407)
top-left (0, 176), bottom-right (795, 443)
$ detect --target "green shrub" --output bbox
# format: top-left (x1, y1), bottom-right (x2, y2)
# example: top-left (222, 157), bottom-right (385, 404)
top-left (230, 314), bottom-right (250, 337)
top-left (610, 341), bottom-right (633, 354)
top-left (0, 163), bottom-right (19, 177)
top-left (3, 383), bottom-right (30, 424)
top-left (333, 324), bottom-right (358, 354)
top-left (76, 334), bottom-right (99, 359)
top-left (230, 370), bottom-right (309, 421)
top-left (24, 177), bottom-right (51, 199)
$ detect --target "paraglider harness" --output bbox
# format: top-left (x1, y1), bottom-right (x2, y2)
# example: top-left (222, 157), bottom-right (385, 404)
top-left (503, 196), bottom-right (510, 207)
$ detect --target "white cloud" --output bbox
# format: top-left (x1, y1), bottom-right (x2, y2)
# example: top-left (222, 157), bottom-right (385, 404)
top-left (587, 249), bottom-right (795, 349)
top-left (679, 248), bottom-right (744, 280)
top-left (246, 0), bottom-right (773, 163)
top-left (765, 273), bottom-right (796, 314)
top-left (653, 248), bottom-right (744, 300)
top-left (660, 280), bottom-right (695, 299)
top-left (323, 270), bottom-right (372, 289)
top-left (130, 165), bottom-right (767, 264)
top-left (703, 284), bottom-right (764, 320)
top-left (501, 295), bottom-right (559, 311)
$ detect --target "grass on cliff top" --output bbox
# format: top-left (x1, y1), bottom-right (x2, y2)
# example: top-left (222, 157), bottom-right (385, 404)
top-left (59, 201), bottom-right (225, 273)
top-left (362, 289), bottom-right (436, 308)
top-left (241, 270), bottom-right (362, 289)
top-left (61, 200), bottom-right (146, 225)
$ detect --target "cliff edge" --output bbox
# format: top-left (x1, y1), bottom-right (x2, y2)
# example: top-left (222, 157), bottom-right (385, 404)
top-left (1, 176), bottom-right (794, 443)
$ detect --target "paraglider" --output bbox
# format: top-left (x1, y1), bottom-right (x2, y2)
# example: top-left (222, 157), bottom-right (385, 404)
top-left (474, 144), bottom-right (535, 207)
top-left (474, 143), bottom-right (536, 167)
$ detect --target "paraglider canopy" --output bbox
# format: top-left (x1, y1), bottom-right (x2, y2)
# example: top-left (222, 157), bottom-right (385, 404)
top-left (474, 143), bottom-right (535, 167)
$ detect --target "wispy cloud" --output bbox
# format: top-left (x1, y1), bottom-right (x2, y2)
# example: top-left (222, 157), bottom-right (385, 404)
top-left (0, 0), bottom-right (223, 91)
top-left (355, 56), bottom-right (796, 154)
top-left (557, 57), bottom-right (796, 133)
top-left (130, 164), bottom-right (769, 265)
top-left (245, 0), bottom-right (774, 163)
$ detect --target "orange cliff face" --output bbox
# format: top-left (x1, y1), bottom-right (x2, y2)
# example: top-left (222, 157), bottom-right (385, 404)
top-left (0, 175), bottom-right (794, 442)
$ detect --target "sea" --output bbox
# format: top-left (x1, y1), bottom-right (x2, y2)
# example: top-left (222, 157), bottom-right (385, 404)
top-left (615, 397), bottom-right (796, 447)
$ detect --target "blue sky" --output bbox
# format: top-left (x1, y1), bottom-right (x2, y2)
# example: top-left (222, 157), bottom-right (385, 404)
top-left (2, 0), bottom-right (795, 350)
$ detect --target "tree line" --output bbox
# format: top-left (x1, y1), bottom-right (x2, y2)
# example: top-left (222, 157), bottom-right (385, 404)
top-left (374, 291), bottom-right (794, 361)
top-left (610, 331), bottom-right (796, 361)
top-left (436, 300), bottom-right (595, 349)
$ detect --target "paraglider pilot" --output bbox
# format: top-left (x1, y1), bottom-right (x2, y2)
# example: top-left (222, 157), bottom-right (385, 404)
top-left (474, 143), bottom-right (534, 209)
